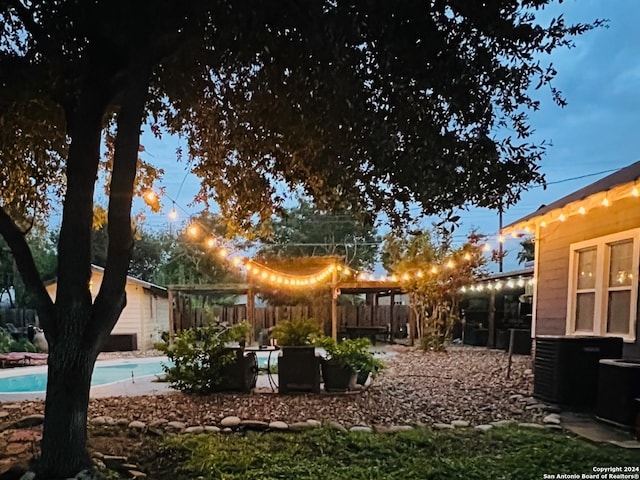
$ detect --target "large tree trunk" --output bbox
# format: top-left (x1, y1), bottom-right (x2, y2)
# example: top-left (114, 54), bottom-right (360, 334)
top-left (38, 313), bottom-right (100, 477)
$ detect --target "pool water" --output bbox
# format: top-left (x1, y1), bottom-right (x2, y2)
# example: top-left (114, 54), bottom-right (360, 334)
top-left (0, 353), bottom-right (273, 393)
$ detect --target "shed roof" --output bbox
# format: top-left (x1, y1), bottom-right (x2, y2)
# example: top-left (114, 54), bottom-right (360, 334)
top-left (504, 160), bottom-right (640, 233)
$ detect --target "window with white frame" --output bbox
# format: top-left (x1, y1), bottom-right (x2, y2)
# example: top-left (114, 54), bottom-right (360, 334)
top-left (567, 228), bottom-right (640, 341)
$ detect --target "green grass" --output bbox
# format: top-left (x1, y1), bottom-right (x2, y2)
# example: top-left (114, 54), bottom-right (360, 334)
top-left (142, 427), bottom-right (640, 480)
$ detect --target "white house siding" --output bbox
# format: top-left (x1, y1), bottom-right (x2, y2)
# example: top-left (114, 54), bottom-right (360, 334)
top-left (45, 267), bottom-right (169, 351)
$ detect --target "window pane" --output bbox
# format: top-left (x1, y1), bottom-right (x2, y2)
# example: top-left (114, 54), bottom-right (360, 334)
top-left (575, 292), bottom-right (595, 331)
top-left (577, 248), bottom-right (597, 290)
top-left (607, 290), bottom-right (631, 334)
top-left (609, 240), bottom-right (633, 287)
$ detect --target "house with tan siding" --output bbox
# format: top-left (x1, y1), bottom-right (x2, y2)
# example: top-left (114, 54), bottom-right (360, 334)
top-left (46, 265), bottom-right (169, 351)
top-left (504, 160), bottom-right (640, 358)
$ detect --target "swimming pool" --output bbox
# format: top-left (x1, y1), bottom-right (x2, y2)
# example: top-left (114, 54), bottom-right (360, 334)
top-left (0, 353), bottom-right (274, 393)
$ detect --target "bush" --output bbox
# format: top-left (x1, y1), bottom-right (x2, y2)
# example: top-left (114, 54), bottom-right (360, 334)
top-left (0, 328), bottom-right (37, 353)
top-left (157, 322), bottom-right (250, 394)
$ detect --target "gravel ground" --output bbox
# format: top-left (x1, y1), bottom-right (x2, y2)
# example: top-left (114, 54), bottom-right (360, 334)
top-left (1, 345), bottom-right (538, 429)
top-left (112, 345), bottom-right (537, 427)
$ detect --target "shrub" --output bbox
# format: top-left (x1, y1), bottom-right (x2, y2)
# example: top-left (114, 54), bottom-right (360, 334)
top-left (0, 328), bottom-right (37, 353)
top-left (157, 322), bottom-right (250, 394)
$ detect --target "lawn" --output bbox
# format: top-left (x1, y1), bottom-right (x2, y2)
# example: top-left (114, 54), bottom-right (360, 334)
top-left (139, 426), bottom-right (640, 480)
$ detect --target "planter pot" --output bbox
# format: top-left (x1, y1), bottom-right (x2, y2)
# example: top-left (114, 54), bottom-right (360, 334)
top-left (218, 348), bottom-right (258, 393)
top-left (321, 360), bottom-right (356, 392)
top-left (356, 369), bottom-right (370, 386)
top-left (278, 346), bottom-right (320, 394)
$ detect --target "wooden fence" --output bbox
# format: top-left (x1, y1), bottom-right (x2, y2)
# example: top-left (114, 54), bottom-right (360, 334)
top-left (173, 300), bottom-right (410, 339)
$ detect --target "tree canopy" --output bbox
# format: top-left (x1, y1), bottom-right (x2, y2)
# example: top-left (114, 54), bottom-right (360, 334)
top-left (0, 1), bottom-right (602, 477)
top-left (381, 229), bottom-right (487, 349)
top-left (2, 2), bottom-right (603, 231)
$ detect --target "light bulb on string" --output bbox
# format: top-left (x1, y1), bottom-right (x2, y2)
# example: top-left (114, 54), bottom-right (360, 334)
top-left (187, 224), bottom-right (199, 237)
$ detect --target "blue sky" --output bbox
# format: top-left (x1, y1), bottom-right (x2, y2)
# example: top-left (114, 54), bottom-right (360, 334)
top-left (131, 0), bottom-right (640, 273)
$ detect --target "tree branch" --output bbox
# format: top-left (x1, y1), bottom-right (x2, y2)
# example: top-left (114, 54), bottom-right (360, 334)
top-left (92, 54), bottom-right (152, 342)
top-left (0, 205), bottom-right (55, 328)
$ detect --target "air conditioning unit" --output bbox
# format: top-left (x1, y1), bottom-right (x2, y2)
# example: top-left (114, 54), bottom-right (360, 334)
top-left (534, 336), bottom-right (623, 406)
top-left (596, 359), bottom-right (640, 429)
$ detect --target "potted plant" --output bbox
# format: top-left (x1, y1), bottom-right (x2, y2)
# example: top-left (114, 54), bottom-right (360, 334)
top-left (315, 336), bottom-right (384, 391)
top-left (271, 318), bottom-right (322, 394)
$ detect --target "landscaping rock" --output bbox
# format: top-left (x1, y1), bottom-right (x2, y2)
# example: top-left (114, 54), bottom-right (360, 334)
top-left (451, 420), bottom-right (470, 428)
top-left (128, 470), bottom-right (147, 478)
top-left (433, 423), bottom-right (454, 430)
top-left (239, 420), bottom-right (269, 431)
top-left (148, 419), bottom-right (168, 428)
top-left (11, 414), bottom-right (44, 429)
top-left (6, 443), bottom-right (29, 455)
top-left (0, 411), bottom-right (9, 419)
top-left (220, 416), bottom-right (241, 428)
top-left (288, 421), bottom-right (316, 431)
top-left (102, 455), bottom-right (128, 469)
top-left (474, 424), bottom-right (493, 432)
top-left (116, 418), bottom-right (129, 426)
top-left (184, 426), bottom-right (205, 434)
top-left (7, 430), bottom-right (42, 442)
top-left (326, 421), bottom-right (348, 433)
top-left (165, 421), bottom-right (186, 432)
top-left (128, 421), bottom-right (146, 430)
top-left (204, 425), bottom-right (221, 433)
top-left (349, 426), bottom-right (373, 433)
top-left (18, 472), bottom-right (36, 480)
top-left (542, 414), bottom-right (561, 425)
top-left (268, 421), bottom-right (288, 430)
top-left (90, 416), bottom-right (115, 426)
top-left (306, 419), bottom-right (322, 428)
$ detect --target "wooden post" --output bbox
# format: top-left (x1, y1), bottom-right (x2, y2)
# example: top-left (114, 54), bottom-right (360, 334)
top-left (167, 288), bottom-right (175, 346)
top-left (389, 292), bottom-right (395, 344)
top-left (506, 328), bottom-right (515, 379)
top-left (487, 289), bottom-right (496, 349)
top-left (247, 286), bottom-right (255, 341)
top-left (331, 268), bottom-right (338, 341)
